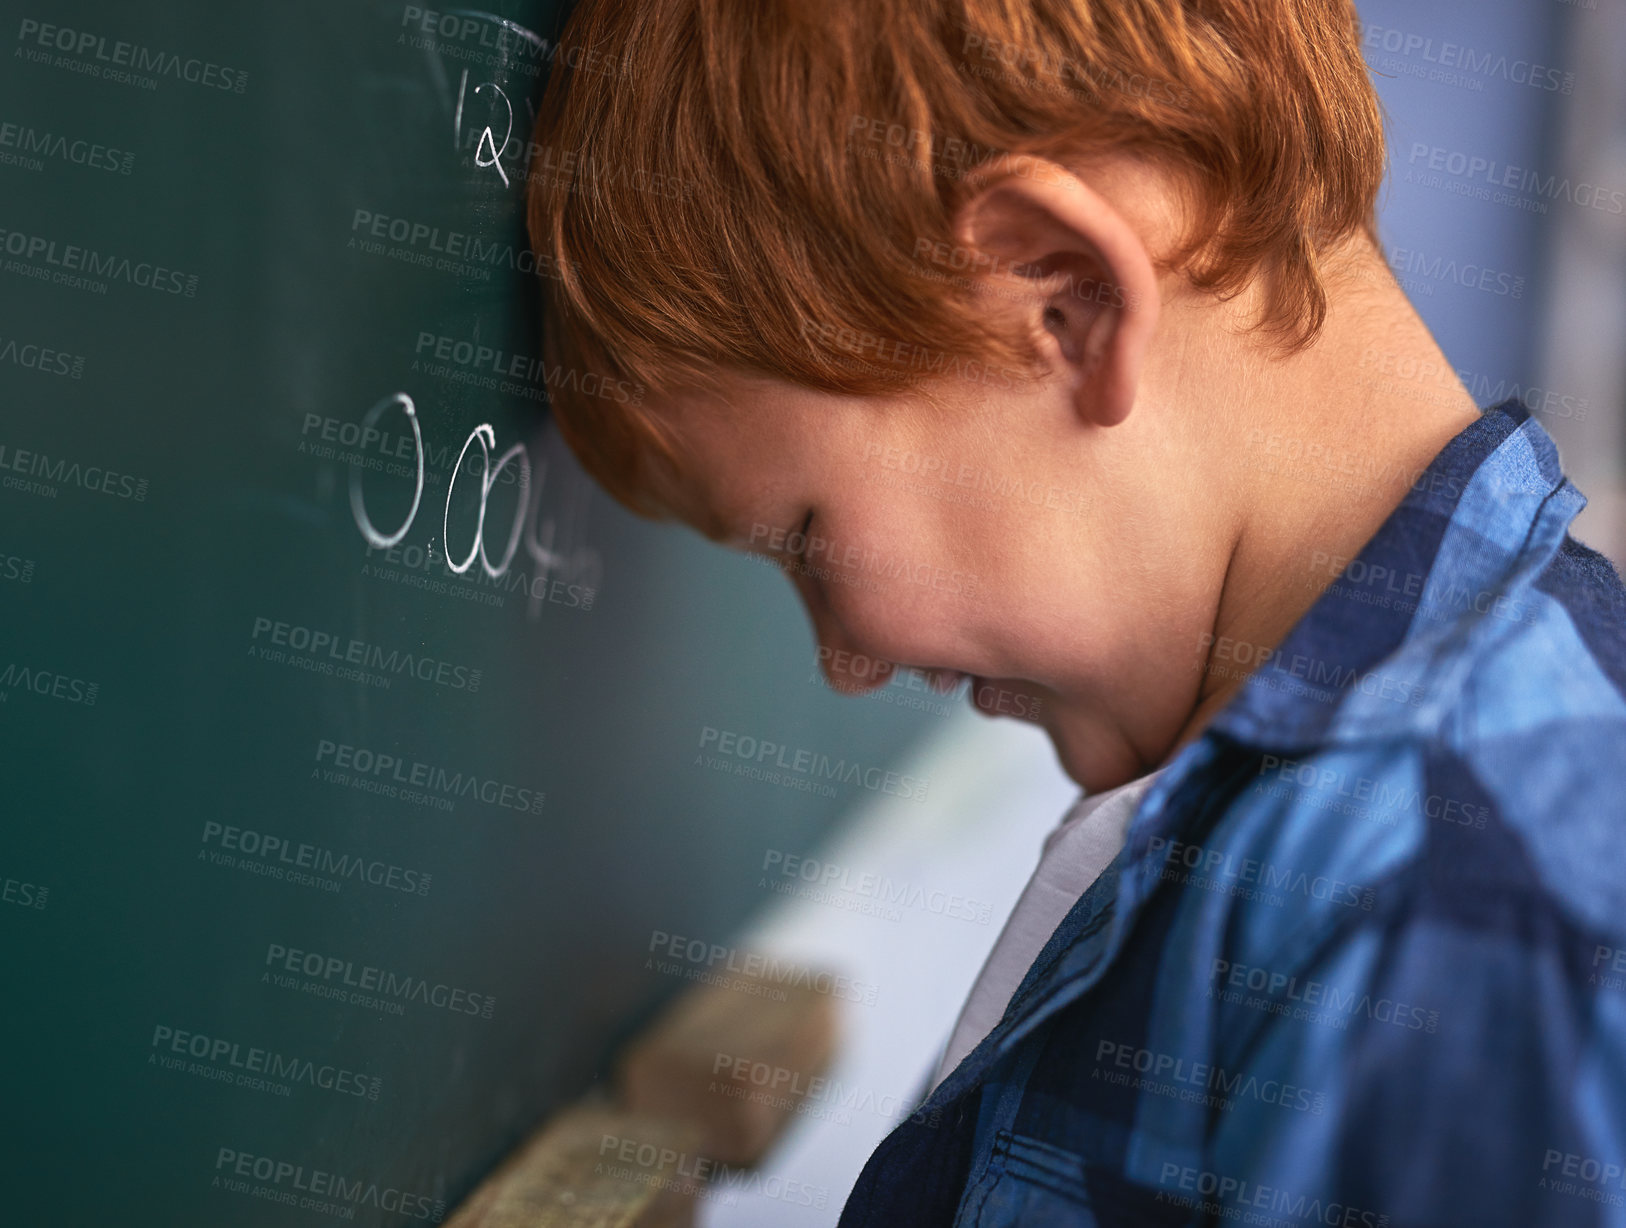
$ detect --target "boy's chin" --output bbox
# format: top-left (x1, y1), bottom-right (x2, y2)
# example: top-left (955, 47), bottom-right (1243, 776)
top-left (1045, 720), bottom-right (1149, 795)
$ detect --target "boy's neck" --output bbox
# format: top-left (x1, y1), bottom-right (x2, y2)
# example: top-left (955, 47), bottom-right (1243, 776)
top-left (1166, 238), bottom-right (1482, 759)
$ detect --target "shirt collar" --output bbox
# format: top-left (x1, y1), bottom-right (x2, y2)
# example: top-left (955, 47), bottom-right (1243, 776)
top-left (1204, 399), bottom-right (1583, 752)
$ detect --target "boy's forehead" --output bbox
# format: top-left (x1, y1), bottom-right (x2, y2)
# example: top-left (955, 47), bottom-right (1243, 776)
top-left (652, 380), bottom-right (788, 537)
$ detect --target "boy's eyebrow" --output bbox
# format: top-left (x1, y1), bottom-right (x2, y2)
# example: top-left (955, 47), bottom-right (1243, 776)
top-left (689, 494), bottom-right (747, 546)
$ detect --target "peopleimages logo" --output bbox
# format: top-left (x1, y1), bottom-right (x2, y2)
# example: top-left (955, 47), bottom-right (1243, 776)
top-left (747, 521), bottom-right (977, 598)
top-left (1256, 755), bottom-right (1490, 829)
top-left (200, 820), bottom-right (434, 897)
top-left (262, 942), bottom-right (496, 1019)
top-left (1155, 1164), bottom-right (1390, 1227)
top-left (1355, 347), bottom-right (1592, 422)
top-left (1241, 427), bottom-right (1463, 502)
top-left (1360, 23), bottom-right (1574, 93)
top-left (1404, 142), bottom-right (1625, 217)
top-left (398, 7), bottom-right (631, 80)
top-left (0, 661), bottom-right (98, 706)
top-left (1199, 632), bottom-right (1427, 709)
top-left (1147, 834), bottom-right (1377, 912)
top-left (710, 1051), bottom-right (943, 1128)
top-left (1094, 1039), bottom-right (1328, 1116)
top-left (212, 1149), bottom-right (443, 1222)
top-left (249, 616), bottom-right (482, 692)
top-left (151, 1024), bottom-right (382, 1100)
top-left (0, 224), bottom-right (199, 294)
top-left (399, 5), bottom-right (553, 65)
top-left (518, 142), bottom-right (698, 200)
top-left (314, 738), bottom-right (545, 814)
top-left (1, 873), bottom-right (47, 910)
top-left (699, 725), bottom-right (930, 803)
top-left (0, 551), bottom-right (34, 583)
top-left (647, 930), bottom-right (880, 1006)
top-left (1210, 958), bottom-right (1440, 1034)
top-left (760, 850), bottom-right (992, 924)
top-left (348, 209), bottom-right (555, 276)
top-left (801, 316), bottom-right (1018, 392)
top-left (596, 1133), bottom-right (830, 1209)
top-left (412, 330), bottom-right (643, 404)
top-left (859, 439), bottom-right (1091, 518)
top-left (0, 440), bottom-right (148, 501)
top-left (0, 333), bottom-right (85, 378)
top-left (1385, 244), bottom-right (1525, 299)
top-left (0, 119), bottom-right (133, 174)
top-left (15, 18), bottom-right (250, 92)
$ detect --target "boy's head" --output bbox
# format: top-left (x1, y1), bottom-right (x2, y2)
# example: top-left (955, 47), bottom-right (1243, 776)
top-left (527, 0), bottom-right (1391, 788)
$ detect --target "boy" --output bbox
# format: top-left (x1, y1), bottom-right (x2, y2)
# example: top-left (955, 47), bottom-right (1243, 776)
top-left (528, 1), bottom-right (1626, 1223)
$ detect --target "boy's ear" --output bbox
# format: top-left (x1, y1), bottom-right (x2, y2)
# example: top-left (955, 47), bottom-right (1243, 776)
top-left (954, 157), bottom-right (1159, 428)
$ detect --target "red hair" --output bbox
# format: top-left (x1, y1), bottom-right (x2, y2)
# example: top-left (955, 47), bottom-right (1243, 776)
top-left (526, 0), bottom-right (1385, 523)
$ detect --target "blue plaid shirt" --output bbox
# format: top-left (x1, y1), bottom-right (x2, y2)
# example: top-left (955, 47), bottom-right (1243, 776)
top-left (839, 401), bottom-right (1626, 1227)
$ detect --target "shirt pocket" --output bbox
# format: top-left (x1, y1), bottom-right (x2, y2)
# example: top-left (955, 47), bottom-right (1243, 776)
top-left (955, 1132), bottom-right (1195, 1228)
top-left (955, 1132), bottom-right (1095, 1226)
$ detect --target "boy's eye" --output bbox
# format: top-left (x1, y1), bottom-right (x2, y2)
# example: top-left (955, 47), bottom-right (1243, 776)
top-left (793, 510), bottom-right (814, 563)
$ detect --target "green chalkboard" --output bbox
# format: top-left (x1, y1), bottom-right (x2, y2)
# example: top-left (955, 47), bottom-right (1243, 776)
top-left (0, 2), bottom-right (936, 1222)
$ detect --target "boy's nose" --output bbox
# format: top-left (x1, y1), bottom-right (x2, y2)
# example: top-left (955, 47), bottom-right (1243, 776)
top-left (807, 609), bottom-right (897, 696)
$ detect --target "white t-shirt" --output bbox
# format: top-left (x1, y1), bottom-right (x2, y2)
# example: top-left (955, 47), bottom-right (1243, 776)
top-left (929, 769), bottom-right (1167, 1092)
